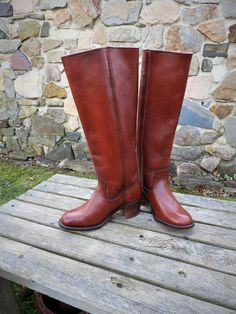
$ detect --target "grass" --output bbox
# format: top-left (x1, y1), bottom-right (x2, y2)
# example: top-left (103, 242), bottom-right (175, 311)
top-left (0, 158), bottom-right (235, 313)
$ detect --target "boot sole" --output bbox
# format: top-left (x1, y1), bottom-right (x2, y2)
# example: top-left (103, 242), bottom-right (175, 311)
top-left (58, 201), bottom-right (140, 231)
top-left (152, 212), bottom-right (195, 229)
top-left (142, 195), bottom-right (195, 229)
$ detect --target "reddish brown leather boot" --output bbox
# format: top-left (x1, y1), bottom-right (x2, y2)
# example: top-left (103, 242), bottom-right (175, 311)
top-left (138, 50), bottom-right (194, 229)
top-left (59, 47), bottom-right (141, 230)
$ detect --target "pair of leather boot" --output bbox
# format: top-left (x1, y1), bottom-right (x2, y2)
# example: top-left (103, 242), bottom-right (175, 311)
top-left (59, 47), bottom-right (194, 231)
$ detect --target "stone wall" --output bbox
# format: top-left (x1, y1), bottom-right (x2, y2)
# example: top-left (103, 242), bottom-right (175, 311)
top-left (0, 0), bottom-right (236, 191)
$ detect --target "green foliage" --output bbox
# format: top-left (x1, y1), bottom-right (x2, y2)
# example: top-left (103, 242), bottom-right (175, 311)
top-left (14, 284), bottom-right (37, 314)
top-left (0, 160), bottom-right (55, 205)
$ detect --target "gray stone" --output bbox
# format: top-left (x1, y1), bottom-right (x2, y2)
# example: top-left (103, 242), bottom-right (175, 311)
top-left (0, 120), bottom-right (8, 128)
top-left (143, 26), bottom-right (163, 49)
top-left (66, 131), bottom-right (81, 142)
top-left (224, 116), bottom-right (236, 148)
top-left (0, 39), bottom-right (20, 53)
top-left (71, 141), bottom-right (89, 160)
top-left (32, 56), bottom-right (44, 69)
top-left (203, 43), bottom-right (229, 58)
top-left (177, 162), bottom-right (202, 175)
top-left (46, 143), bottom-right (74, 161)
top-left (11, 0), bottom-right (34, 14)
top-left (39, 0), bottom-right (67, 10)
top-left (20, 38), bottom-right (41, 57)
top-left (40, 21), bottom-right (50, 37)
top-left (42, 39), bottom-right (63, 52)
top-left (45, 99), bottom-right (64, 107)
top-left (47, 108), bottom-right (67, 124)
top-left (32, 115), bottom-right (64, 136)
top-left (223, 0), bottom-right (236, 18)
top-left (174, 126), bottom-right (201, 146)
top-left (28, 135), bottom-right (56, 148)
top-left (19, 20), bottom-right (41, 41)
top-left (0, 98), bottom-right (18, 120)
top-left (210, 103), bottom-right (233, 119)
top-left (176, 174), bottom-right (223, 191)
top-left (46, 50), bottom-right (65, 63)
top-left (108, 27), bottom-right (142, 43)
top-left (141, 0), bottom-right (179, 25)
top-left (2, 127), bottom-right (14, 136)
top-left (182, 5), bottom-right (218, 25)
top-left (171, 145), bottom-right (203, 161)
top-left (9, 151), bottom-right (29, 160)
top-left (53, 9), bottom-right (71, 28)
top-left (69, 0), bottom-right (101, 28)
top-left (8, 117), bottom-right (22, 127)
top-left (189, 55), bottom-right (199, 76)
top-left (201, 59), bottom-right (213, 72)
top-left (101, 0), bottom-right (142, 26)
top-left (200, 156), bottom-right (220, 172)
top-left (3, 69), bottom-right (15, 80)
top-left (197, 18), bottom-right (227, 43)
top-left (15, 126), bottom-right (29, 140)
top-left (211, 71), bottom-right (236, 102)
top-left (11, 50), bottom-right (32, 71)
top-left (5, 136), bottom-right (20, 152)
top-left (200, 130), bottom-right (220, 144)
top-left (18, 98), bottom-right (40, 106)
top-left (63, 39), bottom-right (78, 49)
top-left (165, 24), bottom-right (204, 53)
top-left (205, 143), bottom-right (236, 161)
top-left (14, 69), bottom-right (43, 98)
top-left (193, 0), bottom-right (219, 3)
top-left (0, 19), bottom-right (9, 39)
top-left (59, 159), bottom-right (94, 174)
top-left (27, 12), bottom-right (45, 20)
top-left (4, 78), bottom-right (15, 98)
top-left (44, 64), bottom-right (61, 82)
top-left (218, 159), bottom-right (236, 176)
top-left (175, 0), bottom-right (192, 5)
top-left (0, 29), bottom-right (9, 39)
top-left (19, 106), bottom-right (38, 118)
top-left (0, 3), bottom-right (13, 17)
top-left (229, 23), bottom-right (236, 43)
top-left (178, 99), bottom-right (214, 129)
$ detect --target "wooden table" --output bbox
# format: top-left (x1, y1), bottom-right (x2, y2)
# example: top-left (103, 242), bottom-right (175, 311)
top-left (0, 174), bottom-right (235, 314)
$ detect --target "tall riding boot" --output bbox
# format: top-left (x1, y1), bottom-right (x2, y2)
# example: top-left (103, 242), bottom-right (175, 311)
top-left (138, 50), bottom-right (194, 229)
top-left (59, 47), bottom-right (141, 230)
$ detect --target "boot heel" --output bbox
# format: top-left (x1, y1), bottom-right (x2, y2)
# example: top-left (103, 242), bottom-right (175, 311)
top-left (122, 202), bottom-right (140, 219)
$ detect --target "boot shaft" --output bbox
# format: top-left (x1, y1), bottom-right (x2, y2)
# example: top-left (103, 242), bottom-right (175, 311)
top-left (62, 47), bottom-right (140, 200)
top-left (138, 50), bottom-right (192, 189)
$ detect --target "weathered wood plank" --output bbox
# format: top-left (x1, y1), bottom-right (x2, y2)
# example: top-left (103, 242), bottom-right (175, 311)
top-left (22, 183), bottom-right (236, 249)
top-left (0, 277), bottom-right (20, 314)
top-left (17, 189), bottom-right (84, 210)
top-left (114, 211), bottom-right (236, 251)
top-left (1, 199), bottom-right (235, 275)
top-left (0, 214), bottom-right (235, 310)
top-left (1, 236), bottom-right (233, 314)
top-left (141, 205), bottom-right (236, 230)
top-left (34, 180), bottom-right (93, 200)
top-left (49, 174), bottom-right (236, 212)
top-left (32, 181), bottom-right (236, 230)
top-left (49, 174), bottom-right (97, 188)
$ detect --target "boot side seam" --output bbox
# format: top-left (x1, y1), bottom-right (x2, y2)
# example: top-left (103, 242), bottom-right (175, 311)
top-left (105, 48), bottom-right (126, 201)
top-left (139, 50), bottom-right (151, 187)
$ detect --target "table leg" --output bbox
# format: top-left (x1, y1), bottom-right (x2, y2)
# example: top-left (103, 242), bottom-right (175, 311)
top-left (0, 277), bottom-right (20, 314)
